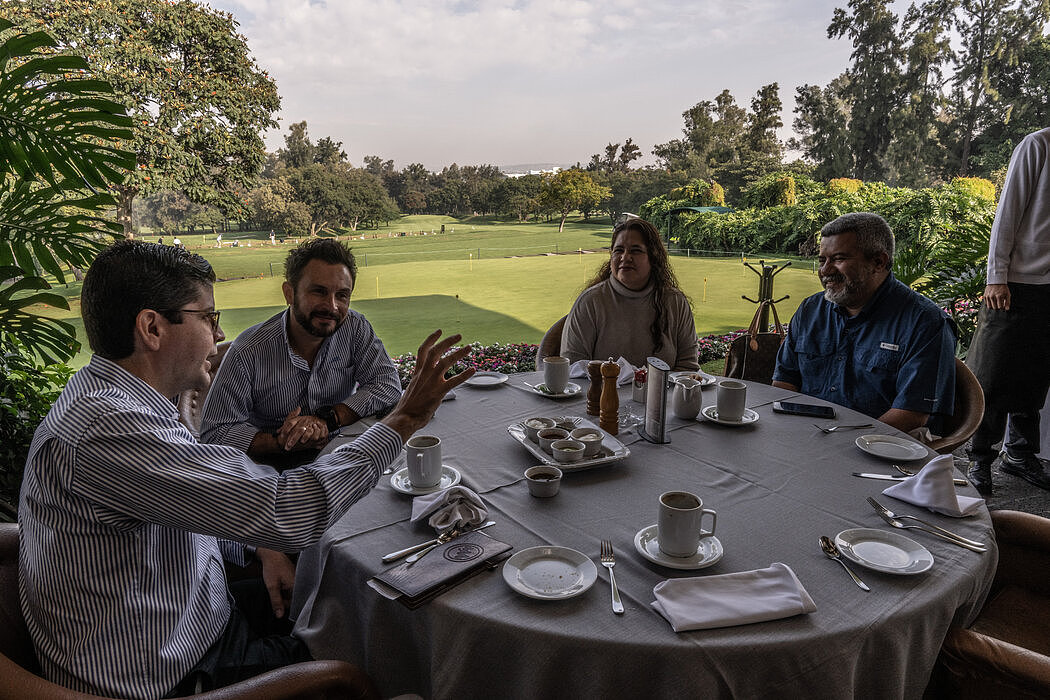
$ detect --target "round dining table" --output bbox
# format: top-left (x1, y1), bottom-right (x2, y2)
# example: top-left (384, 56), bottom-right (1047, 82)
top-left (290, 372), bottom-right (998, 699)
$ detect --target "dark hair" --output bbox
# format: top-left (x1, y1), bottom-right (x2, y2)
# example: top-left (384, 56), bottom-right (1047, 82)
top-left (820, 212), bottom-right (895, 262)
top-left (284, 238), bottom-right (358, 288)
top-left (81, 240), bottom-right (216, 360)
top-left (582, 217), bottom-right (688, 353)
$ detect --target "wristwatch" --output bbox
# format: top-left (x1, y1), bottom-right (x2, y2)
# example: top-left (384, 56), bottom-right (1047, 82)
top-left (315, 405), bottom-right (340, 432)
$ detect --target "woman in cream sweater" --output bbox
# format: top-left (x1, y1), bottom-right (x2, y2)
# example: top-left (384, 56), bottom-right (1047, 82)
top-left (560, 217), bottom-right (699, 370)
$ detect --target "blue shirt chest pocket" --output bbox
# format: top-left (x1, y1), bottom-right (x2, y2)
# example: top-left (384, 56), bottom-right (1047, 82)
top-left (857, 346), bottom-right (901, 375)
top-left (795, 335), bottom-right (836, 373)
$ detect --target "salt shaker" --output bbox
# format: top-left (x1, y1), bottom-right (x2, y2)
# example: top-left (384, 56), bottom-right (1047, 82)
top-left (599, 357), bottom-right (620, 435)
top-left (586, 360), bottom-right (603, 416)
top-left (632, 367), bottom-right (648, 403)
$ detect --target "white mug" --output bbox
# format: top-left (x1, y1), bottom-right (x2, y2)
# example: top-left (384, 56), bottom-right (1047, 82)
top-left (658, 491), bottom-right (717, 558)
top-left (543, 356), bottom-right (570, 394)
top-left (405, 435), bottom-right (442, 488)
top-left (716, 380), bottom-right (747, 422)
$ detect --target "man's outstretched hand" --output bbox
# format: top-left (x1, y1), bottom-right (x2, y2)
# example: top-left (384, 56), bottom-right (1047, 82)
top-left (382, 330), bottom-right (475, 440)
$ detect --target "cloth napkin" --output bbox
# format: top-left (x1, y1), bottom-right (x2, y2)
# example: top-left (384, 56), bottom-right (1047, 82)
top-left (410, 485), bottom-right (487, 532)
top-left (568, 357), bottom-right (636, 386)
top-left (882, 453), bottom-right (983, 517)
top-left (651, 563), bottom-right (816, 632)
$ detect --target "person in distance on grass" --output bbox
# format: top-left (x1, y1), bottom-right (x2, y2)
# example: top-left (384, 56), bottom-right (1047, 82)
top-left (201, 238), bottom-right (402, 469)
top-left (18, 240), bottom-right (473, 698)
top-left (560, 216), bottom-right (700, 370)
top-left (772, 212), bottom-right (956, 437)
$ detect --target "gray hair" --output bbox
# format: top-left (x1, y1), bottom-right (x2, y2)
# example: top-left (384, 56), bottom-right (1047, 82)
top-left (820, 212), bottom-right (895, 262)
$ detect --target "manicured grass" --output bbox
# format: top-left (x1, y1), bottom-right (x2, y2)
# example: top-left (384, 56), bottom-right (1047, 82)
top-left (35, 214), bottom-right (823, 368)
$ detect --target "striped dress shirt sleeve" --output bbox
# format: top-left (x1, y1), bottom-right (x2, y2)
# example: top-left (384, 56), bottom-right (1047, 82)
top-left (199, 309), bottom-right (402, 451)
top-left (18, 356), bottom-right (402, 699)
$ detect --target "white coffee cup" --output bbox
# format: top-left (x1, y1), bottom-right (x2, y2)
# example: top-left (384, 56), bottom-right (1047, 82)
top-left (543, 356), bottom-right (570, 394)
top-left (716, 379), bottom-right (747, 422)
top-left (658, 491), bottom-right (717, 558)
top-left (405, 435), bottom-right (442, 488)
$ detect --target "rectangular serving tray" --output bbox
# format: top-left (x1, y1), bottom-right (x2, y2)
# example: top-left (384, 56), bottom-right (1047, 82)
top-left (506, 417), bottom-right (630, 472)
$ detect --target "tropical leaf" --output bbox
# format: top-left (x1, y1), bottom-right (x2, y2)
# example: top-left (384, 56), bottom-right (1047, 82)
top-left (0, 21), bottom-right (133, 361)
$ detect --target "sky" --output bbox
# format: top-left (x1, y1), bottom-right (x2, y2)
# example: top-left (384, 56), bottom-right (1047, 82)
top-left (209, 0), bottom-right (858, 171)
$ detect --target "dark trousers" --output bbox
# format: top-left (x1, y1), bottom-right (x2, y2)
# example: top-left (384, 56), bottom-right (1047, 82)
top-left (968, 283), bottom-right (1050, 464)
top-left (169, 578), bottom-right (312, 696)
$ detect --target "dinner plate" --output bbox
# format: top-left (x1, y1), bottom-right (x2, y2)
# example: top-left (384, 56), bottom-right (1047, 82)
top-left (531, 382), bottom-right (582, 398)
top-left (389, 465), bottom-right (462, 495)
top-left (834, 528), bottom-right (933, 575)
top-left (670, 370), bottom-right (717, 387)
top-left (634, 525), bottom-right (724, 570)
top-left (855, 434), bottom-right (928, 461)
top-left (464, 371), bottom-right (508, 387)
top-left (701, 406), bottom-right (759, 426)
top-left (502, 546), bottom-right (598, 600)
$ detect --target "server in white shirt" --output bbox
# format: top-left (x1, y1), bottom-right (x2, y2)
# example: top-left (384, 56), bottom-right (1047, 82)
top-left (18, 240), bottom-right (473, 698)
top-left (200, 238), bottom-right (402, 468)
top-left (968, 127), bottom-right (1050, 494)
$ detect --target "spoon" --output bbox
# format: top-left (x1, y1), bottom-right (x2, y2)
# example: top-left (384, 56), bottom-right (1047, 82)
top-left (819, 536), bottom-right (870, 591)
top-left (893, 464), bottom-right (968, 486)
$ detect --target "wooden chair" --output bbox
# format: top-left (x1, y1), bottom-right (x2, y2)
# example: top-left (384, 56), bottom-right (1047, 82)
top-left (178, 341), bottom-right (232, 437)
top-left (927, 357), bottom-right (985, 454)
top-left (0, 522), bottom-right (378, 700)
top-left (535, 315), bottom-right (567, 366)
top-left (931, 510), bottom-right (1050, 699)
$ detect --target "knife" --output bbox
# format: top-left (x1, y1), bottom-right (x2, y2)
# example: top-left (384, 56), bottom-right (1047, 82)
top-left (853, 472), bottom-right (968, 486)
top-left (381, 520), bottom-right (495, 563)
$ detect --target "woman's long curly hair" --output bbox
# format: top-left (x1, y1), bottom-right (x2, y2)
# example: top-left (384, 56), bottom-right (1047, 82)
top-left (582, 217), bottom-right (688, 354)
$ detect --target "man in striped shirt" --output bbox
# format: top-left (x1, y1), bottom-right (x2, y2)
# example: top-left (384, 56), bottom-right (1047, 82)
top-left (18, 240), bottom-right (474, 698)
top-left (200, 238), bottom-right (401, 468)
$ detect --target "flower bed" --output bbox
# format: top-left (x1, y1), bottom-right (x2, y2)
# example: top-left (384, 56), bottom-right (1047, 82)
top-left (391, 333), bottom-right (749, 385)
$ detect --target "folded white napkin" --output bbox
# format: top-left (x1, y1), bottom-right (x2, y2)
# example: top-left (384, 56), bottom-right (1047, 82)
top-left (882, 454), bottom-right (983, 517)
top-left (651, 563), bottom-right (816, 632)
top-left (410, 485), bottom-right (487, 532)
top-left (568, 357), bottom-right (636, 386)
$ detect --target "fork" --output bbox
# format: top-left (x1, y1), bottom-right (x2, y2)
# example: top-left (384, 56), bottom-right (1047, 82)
top-left (599, 540), bottom-right (624, 615)
top-left (814, 423), bottom-right (874, 433)
top-left (869, 505), bottom-right (987, 552)
top-left (893, 464), bottom-right (968, 486)
top-left (867, 498), bottom-right (985, 548)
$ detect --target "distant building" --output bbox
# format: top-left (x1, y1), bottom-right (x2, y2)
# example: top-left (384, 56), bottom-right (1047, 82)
top-left (502, 165), bottom-right (564, 178)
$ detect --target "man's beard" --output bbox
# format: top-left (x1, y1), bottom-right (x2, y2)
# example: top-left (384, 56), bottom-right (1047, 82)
top-left (821, 271), bottom-right (869, 307)
top-left (292, 304), bottom-right (344, 338)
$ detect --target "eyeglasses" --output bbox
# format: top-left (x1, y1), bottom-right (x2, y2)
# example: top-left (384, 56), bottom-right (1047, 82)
top-left (170, 308), bottom-right (221, 332)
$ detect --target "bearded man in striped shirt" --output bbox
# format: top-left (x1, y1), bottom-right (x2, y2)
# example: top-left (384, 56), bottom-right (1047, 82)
top-left (200, 238), bottom-right (402, 469)
top-left (18, 240), bottom-right (473, 698)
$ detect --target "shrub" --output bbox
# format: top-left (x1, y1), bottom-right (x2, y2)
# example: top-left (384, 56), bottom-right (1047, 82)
top-left (827, 178), bottom-right (862, 195)
top-left (948, 177), bottom-right (996, 202)
top-left (0, 339), bottom-right (72, 519)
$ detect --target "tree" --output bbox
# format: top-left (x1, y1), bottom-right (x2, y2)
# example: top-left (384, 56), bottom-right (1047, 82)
top-left (541, 170), bottom-right (611, 232)
top-left (791, 76), bottom-right (855, 180)
top-left (0, 0), bottom-right (281, 236)
top-left (0, 19), bottom-right (134, 362)
top-left (828, 0), bottom-right (905, 181)
top-left (587, 138), bottom-right (643, 173)
top-left (948, 0), bottom-right (1049, 174)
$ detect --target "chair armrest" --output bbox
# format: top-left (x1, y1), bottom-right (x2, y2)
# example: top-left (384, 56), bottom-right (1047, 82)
top-left (991, 511), bottom-right (1050, 598)
top-left (182, 660), bottom-right (379, 700)
top-left (938, 626), bottom-right (1050, 698)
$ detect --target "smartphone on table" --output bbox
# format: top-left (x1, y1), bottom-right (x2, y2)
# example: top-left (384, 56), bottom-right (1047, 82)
top-left (771, 401), bottom-right (836, 419)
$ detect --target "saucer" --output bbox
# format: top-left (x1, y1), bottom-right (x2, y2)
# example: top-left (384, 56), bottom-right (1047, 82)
top-left (633, 524), bottom-right (724, 570)
top-left (465, 371), bottom-right (508, 387)
top-left (503, 546), bottom-right (598, 599)
top-left (835, 528), bottom-right (933, 575)
top-left (389, 465), bottom-right (462, 495)
top-left (532, 382), bottom-right (582, 398)
top-left (670, 371), bottom-right (716, 387)
top-left (701, 406), bottom-right (759, 426)
top-left (855, 434), bottom-right (928, 461)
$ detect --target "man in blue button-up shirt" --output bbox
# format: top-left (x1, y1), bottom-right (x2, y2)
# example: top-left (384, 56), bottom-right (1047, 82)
top-left (772, 212), bottom-right (956, 435)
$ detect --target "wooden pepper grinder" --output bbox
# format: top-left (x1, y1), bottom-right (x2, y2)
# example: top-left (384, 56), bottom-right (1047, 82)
top-left (599, 357), bottom-right (620, 435)
top-left (586, 360), bottom-right (603, 416)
